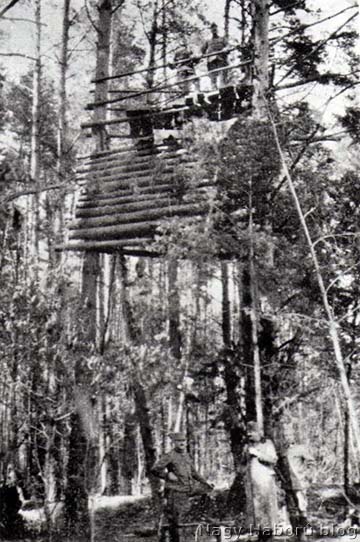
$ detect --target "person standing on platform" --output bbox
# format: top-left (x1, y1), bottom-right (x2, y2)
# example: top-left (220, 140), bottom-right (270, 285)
top-left (171, 40), bottom-right (200, 97)
top-left (201, 23), bottom-right (229, 90)
top-left (151, 432), bottom-right (213, 542)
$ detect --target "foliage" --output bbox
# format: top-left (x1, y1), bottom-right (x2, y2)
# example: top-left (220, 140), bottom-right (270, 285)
top-left (6, 72), bottom-right (58, 171)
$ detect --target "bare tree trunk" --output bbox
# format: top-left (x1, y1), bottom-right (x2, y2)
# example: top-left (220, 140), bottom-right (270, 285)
top-left (252, 0), bottom-right (269, 118)
top-left (118, 256), bottom-right (162, 502)
top-left (56, 0), bottom-right (71, 248)
top-left (57, 0), bottom-right (70, 177)
top-left (248, 182), bottom-right (263, 435)
top-left (224, 0), bottom-right (231, 41)
top-left (93, 0), bottom-right (112, 150)
top-left (221, 262), bottom-right (231, 346)
top-left (168, 259), bottom-right (181, 360)
top-left (65, 2), bottom-right (112, 529)
top-left (221, 262), bottom-right (245, 469)
top-left (161, 0), bottom-right (167, 82)
top-left (30, 0), bottom-right (42, 265)
top-left (146, 0), bottom-right (159, 91)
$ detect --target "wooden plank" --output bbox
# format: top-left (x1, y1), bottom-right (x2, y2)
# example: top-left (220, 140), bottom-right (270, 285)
top-left (70, 203), bottom-right (208, 232)
top-left (91, 46), bottom-right (242, 83)
top-left (76, 153), bottom-right (190, 178)
top-left (76, 141), bottom-right (160, 161)
top-left (69, 207), bottom-right (205, 240)
top-left (69, 221), bottom-right (157, 241)
top-left (81, 105), bottom-right (190, 129)
top-left (77, 180), bottom-right (212, 206)
top-left (75, 194), bottom-right (176, 218)
top-left (77, 165), bottom-right (195, 191)
top-left (77, 141), bottom-right (183, 167)
top-left (78, 171), bottom-right (177, 194)
top-left (74, 199), bottom-right (179, 226)
top-left (76, 148), bottom-right (187, 171)
top-left (77, 161), bottom-right (163, 181)
top-left (89, 62), bottom-right (250, 109)
top-left (77, 183), bottom-right (176, 206)
top-left (58, 237), bottom-right (155, 252)
top-left (76, 190), bottom-right (209, 218)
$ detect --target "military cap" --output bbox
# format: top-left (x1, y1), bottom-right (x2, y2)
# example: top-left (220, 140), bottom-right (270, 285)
top-left (172, 432), bottom-right (186, 440)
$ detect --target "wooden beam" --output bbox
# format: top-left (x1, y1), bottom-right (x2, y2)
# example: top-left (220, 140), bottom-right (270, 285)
top-left (77, 181), bottom-right (212, 208)
top-left (76, 152), bottom-right (189, 177)
top-left (70, 203), bottom-right (207, 231)
top-left (76, 182), bottom-right (211, 216)
top-left (81, 105), bottom-right (189, 130)
top-left (78, 181), bottom-right (178, 204)
top-left (91, 46), bottom-right (241, 83)
top-left (77, 140), bottom-right (182, 164)
top-left (57, 237), bottom-right (155, 252)
top-left (77, 166), bottom-right (195, 193)
top-left (89, 62), bottom-right (250, 109)
top-left (77, 183), bottom-right (176, 206)
top-left (69, 207), bottom-right (205, 240)
top-left (71, 200), bottom-right (208, 230)
top-left (77, 182), bottom-right (214, 208)
top-left (76, 194), bottom-right (177, 218)
top-left (78, 172), bottom-right (178, 196)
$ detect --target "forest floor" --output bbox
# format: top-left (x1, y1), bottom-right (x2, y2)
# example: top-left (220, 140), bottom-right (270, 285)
top-left (14, 485), bottom-right (360, 542)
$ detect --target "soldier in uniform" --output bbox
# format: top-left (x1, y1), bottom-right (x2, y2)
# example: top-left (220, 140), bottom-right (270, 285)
top-left (201, 23), bottom-right (229, 90)
top-left (151, 432), bottom-right (213, 542)
top-left (171, 40), bottom-right (200, 97)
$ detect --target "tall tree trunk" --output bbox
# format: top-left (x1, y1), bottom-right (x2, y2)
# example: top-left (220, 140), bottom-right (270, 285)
top-left (146, 0), bottom-right (159, 91)
top-left (224, 0), bottom-right (231, 41)
top-left (56, 0), bottom-right (71, 249)
top-left (57, 0), bottom-right (70, 177)
top-left (118, 256), bottom-right (161, 503)
top-left (222, 262), bottom-right (246, 515)
top-left (221, 262), bottom-right (245, 469)
top-left (30, 0), bottom-right (42, 265)
top-left (248, 182), bottom-right (263, 434)
top-left (252, 0), bottom-right (269, 118)
top-left (65, 251), bottom-right (100, 540)
top-left (65, 1), bottom-right (112, 527)
top-left (168, 259), bottom-right (181, 360)
top-left (161, 0), bottom-right (167, 82)
top-left (93, 0), bottom-right (112, 149)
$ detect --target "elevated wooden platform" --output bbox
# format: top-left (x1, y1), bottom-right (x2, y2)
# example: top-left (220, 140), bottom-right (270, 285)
top-left (62, 83), bottom-right (253, 255)
top-left (66, 138), bottom-right (212, 254)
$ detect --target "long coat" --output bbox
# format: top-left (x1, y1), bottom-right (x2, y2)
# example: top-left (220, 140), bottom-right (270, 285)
top-left (244, 439), bottom-right (278, 531)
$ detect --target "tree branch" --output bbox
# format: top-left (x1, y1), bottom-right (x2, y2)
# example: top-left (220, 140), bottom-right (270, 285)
top-left (0, 0), bottom-right (22, 18)
top-left (270, 5), bottom-right (357, 44)
top-left (1, 182), bottom-right (71, 204)
top-left (274, 70), bottom-right (359, 91)
top-left (0, 52), bottom-right (36, 61)
top-left (111, 0), bottom-right (126, 15)
top-left (274, 386), bottom-right (322, 414)
top-left (270, 1), bottom-right (305, 16)
top-left (84, 0), bottom-right (98, 33)
top-left (1, 15), bottom-right (47, 25)
top-left (275, 12), bottom-right (358, 87)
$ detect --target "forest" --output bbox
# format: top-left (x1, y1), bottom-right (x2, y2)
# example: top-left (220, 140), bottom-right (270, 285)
top-left (0, 0), bottom-right (359, 541)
